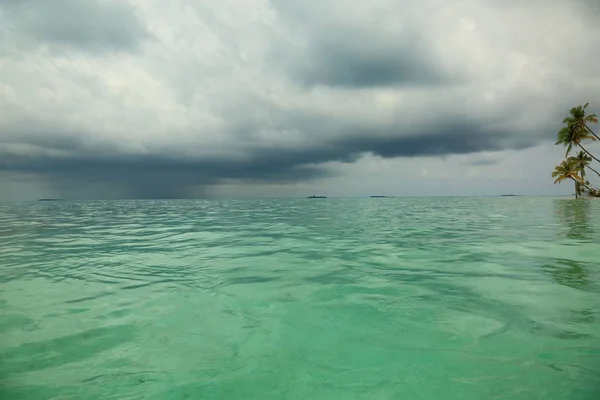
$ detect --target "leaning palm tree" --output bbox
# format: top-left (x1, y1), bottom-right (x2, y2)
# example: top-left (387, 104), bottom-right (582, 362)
top-left (552, 159), bottom-right (592, 198)
top-left (563, 103), bottom-right (600, 141)
top-left (569, 150), bottom-right (600, 180)
top-left (556, 125), bottom-right (600, 163)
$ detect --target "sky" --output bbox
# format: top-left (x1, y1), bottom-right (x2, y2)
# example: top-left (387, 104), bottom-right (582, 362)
top-left (1, 0), bottom-right (600, 200)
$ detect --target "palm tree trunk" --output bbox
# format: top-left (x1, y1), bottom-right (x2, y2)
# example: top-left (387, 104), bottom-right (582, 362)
top-left (578, 143), bottom-right (600, 164)
top-left (570, 177), bottom-right (594, 194)
top-left (580, 170), bottom-right (586, 198)
top-left (585, 124), bottom-right (600, 141)
top-left (587, 164), bottom-right (600, 178)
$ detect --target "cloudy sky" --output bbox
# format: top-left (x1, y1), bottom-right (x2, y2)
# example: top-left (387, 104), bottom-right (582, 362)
top-left (1, 0), bottom-right (599, 200)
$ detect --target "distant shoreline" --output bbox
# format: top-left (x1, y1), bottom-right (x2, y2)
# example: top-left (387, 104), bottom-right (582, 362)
top-left (9, 195), bottom-right (577, 202)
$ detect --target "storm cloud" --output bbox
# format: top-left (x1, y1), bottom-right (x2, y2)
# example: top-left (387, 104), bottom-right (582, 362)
top-left (0, 0), bottom-right (599, 199)
top-left (269, 0), bottom-right (450, 88)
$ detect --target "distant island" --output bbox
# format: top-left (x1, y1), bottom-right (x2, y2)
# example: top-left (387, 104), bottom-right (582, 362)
top-left (370, 195), bottom-right (391, 198)
top-left (500, 194), bottom-right (517, 197)
top-left (37, 198), bottom-right (63, 202)
top-left (306, 196), bottom-right (327, 199)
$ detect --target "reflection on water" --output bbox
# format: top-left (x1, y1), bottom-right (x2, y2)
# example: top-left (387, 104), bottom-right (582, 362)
top-left (542, 259), bottom-right (590, 291)
top-left (553, 199), bottom-right (594, 241)
top-left (567, 308), bottom-right (595, 325)
top-left (549, 200), bottom-right (595, 291)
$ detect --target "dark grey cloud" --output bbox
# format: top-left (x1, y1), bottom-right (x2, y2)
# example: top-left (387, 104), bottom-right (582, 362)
top-left (0, 152), bottom-right (326, 199)
top-left (270, 0), bottom-right (450, 88)
top-left (0, 114), bottom-right (544, 199)
top-left (286, 33), bottom-right (447, 88)
top-left (0, 0), bottom-right (149, 52)
top-left (0, 109), bottom-right (590, 199)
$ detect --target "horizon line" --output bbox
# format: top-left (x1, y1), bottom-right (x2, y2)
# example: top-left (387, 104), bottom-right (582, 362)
top-left (0, 194), bottom-right (577, 203)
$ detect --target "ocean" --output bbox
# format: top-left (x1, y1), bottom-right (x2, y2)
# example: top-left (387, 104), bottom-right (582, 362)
top-left (1, 197), bottom-right (599, 399)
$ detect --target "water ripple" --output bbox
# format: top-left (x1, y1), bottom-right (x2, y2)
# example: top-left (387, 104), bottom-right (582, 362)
top-left (1, 197), bottom-right (600, 399)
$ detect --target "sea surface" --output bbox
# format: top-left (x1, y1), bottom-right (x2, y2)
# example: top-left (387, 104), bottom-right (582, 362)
top-left (1, 197), bottom-right (599, 400)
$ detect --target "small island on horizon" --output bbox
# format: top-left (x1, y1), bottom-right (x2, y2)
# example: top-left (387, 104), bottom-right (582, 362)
top-left (306, 195), bottom-right (327, 199)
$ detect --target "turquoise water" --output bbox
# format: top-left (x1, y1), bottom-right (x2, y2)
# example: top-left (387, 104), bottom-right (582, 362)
top-left (1, 197), bottom-right (599, 399)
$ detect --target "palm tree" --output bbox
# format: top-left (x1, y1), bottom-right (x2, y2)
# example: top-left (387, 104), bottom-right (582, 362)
top-left (552, 159), bottom-right (592, 198)
top-left (563, 103), bottom-right (600, 141)
top-left (556, 125), bottom-right (600, 164)
top-left (569, 150), bottom-right (600, 182)
top-left (553, 104), bottom-right (600, 197)
top-left (571, 151), bottom-right (585, 198)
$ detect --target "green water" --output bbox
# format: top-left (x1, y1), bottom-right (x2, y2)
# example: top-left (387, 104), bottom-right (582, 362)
top-left (1, 197), bottom-right (599, 399)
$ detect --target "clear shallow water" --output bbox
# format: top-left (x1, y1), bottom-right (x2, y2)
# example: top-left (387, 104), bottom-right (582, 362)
top-left (1, 197), bottom-right (599, 400)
